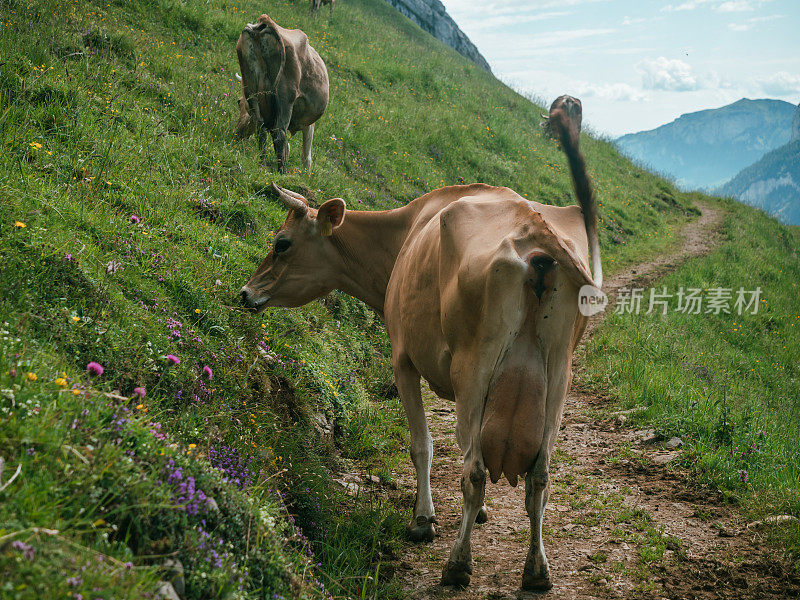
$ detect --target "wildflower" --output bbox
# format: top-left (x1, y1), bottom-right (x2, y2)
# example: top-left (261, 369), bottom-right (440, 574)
top-left (215, 279), bottom-right (222, 286)
top-left (72, 316), bottom-right (80, 322)
top-left (11, 541), bottom-right (35, 561)
top-left (72, 389), bottom-right (81, 395)
top-left (194, 308), bottom-right (201, 314)
top-left (130, 215), bottom-right (141, 224)
top-left (133, 386), bottom-right (146, 399)
top-left (27, 372), bottom-right (37, 381)
top-left (136, 404), bottom-right (144, 410)
top-left (165, 354), bottom-right (180, 365)
top-left (54, 377), bottom-right (68, 387)
top-left (29, 142), bottom-right (42, 150)
top-left (86, 362), bottom-right (104, 376)
top-left (14, 221), bottom-right (26, 228)
top-left (188, 443), bottom-right (196, 448)
top-left (203, 366), bottom-right (213, 380)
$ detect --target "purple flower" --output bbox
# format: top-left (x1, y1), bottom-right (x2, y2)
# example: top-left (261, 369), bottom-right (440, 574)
top-left (124, 561), bottom-right (133, 569)
top-left (67, 576), bottom-right (82, 587)
top-left (86, 362), bottom-right (104, 376)
top-left (12, 541), bottom-right (35, 561)
top-left (130, 215), bottom-right (141, 224)
top-left (202, 366), bottom-right (213, 380)
top-left (133, 386), bottom-right (146, 398)
top-left (165, 354), bottom-right (180, 365)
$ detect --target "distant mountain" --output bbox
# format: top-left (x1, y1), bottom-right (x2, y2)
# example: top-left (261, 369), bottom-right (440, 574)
top-left (615, 98), bottom-right (796, 191)
top-left (717, 139), bottom-right (800, 225)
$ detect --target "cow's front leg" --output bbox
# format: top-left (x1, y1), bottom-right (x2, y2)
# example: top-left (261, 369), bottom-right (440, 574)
top-left (441, 391), bottom-right (485, 588)
top-left (301, 123), bottom-right (315, 171)
top-left (393, 355), bottom-right (436, 542)
top-left (271, 128), bottom-right (289, 172)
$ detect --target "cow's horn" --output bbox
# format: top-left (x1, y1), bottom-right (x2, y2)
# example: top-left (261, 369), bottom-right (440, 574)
top-left (271, 183), bottom-right (308, 215)
top-left (235, 73), bottom-right (242, 82)
top-left (540, 113), bottom-right (548, 120)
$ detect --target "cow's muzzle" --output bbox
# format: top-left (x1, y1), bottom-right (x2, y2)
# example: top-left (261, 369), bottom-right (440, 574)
top-left (240, 286), bottom-right (270, 312)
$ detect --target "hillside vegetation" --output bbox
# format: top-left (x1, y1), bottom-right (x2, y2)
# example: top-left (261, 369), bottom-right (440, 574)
top-left (0, 0), bottom-right (700, 597)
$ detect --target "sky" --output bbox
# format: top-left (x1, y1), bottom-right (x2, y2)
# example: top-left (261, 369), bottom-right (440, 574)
top-left (439, 0), bottom-right (800, 137)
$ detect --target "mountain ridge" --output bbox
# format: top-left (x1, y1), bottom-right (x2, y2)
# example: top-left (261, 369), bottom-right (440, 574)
top-left (615, 98), bottom-right (795, 191)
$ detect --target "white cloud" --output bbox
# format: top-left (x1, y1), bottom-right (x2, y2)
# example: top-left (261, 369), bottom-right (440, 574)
top-left (757, 71), bottom-right (800, 96)
top-left (463, 10), bottom-right (570, 31)
top-left (621, 16), bottom-right (646, 26)
top-left (636, 57), bottom-right (701, 91)
top-left (577, 82), bottom-right (650, 102)
top-left (717, 0), bottom-right (755, 11)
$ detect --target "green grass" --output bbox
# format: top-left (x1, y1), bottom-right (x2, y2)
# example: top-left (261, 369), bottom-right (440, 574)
top-left (0, 0), bottom-right (706, 596)
top-left (582, 198), bottom-right (800, 557)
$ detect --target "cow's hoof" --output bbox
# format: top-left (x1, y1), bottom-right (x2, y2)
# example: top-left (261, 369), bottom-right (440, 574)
top-left (406, 515), bottom-right (436, 543)
top-left (475, 505), bottom-right (488, 524)
top-left (521, 571), bottom-right (552, 592)
top-left (441, 560), bottom-right (472, 588)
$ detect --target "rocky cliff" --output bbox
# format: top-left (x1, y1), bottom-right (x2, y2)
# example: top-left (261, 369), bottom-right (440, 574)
top-left (384, 0), bottom-right (491, 72)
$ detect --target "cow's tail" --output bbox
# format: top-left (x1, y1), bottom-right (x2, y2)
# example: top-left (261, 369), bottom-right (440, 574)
top-left (550, 109), bottom-right (603, 288)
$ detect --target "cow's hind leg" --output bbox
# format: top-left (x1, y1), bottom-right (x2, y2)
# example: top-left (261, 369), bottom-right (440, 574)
top-left (394, 355), bottom-right (436, 542)
top-left (522, 453), bottom-right (552, 591)
top-left (441, 390), bottom-right (485, 588)
top-left (301, 123), bottom-right (315, 171)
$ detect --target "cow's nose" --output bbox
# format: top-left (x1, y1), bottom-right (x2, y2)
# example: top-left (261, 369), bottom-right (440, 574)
top-left (240, 287), bottom-right (252, 306)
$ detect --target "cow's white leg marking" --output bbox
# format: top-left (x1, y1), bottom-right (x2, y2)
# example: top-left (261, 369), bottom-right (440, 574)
top-left (301, 123), bottom-right (315, 171)
top-left (442, 388), bottom-right (485, 587)
top-left (394, 355), bottom-right (435, 542)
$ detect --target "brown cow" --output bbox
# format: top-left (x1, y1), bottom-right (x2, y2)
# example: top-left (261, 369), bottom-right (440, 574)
top-left (541, 94), bottom-right (582, 140)
top-left (310, 0), bottom-right (334, 16)
top-left (235, 15), bottom-right (329, 172)
top-left (240, 108), bottom-right (602, 591)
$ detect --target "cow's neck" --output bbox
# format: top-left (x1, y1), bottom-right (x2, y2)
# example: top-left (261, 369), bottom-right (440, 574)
top-left (328, 207), bottom-right (412, 316)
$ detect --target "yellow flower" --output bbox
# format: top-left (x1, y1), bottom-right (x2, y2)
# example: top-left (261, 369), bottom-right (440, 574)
top-left (27, 372), bottom-right (37, 381)
top-left (54, 377), bottom-right (68, 387)
top-left (29, 142), bottom-right (42, 150)
top-left (135, 404), bottom-right (144, 410)
top-left (72, 389), bottom-right (81, 395)
top-left (188, 443), bottom-right (196, 449)
top-left (14, 221), bottom-right (26, 228)
top-left (72, 316), bottom-right (80, 322)
top-left (194, 309), bottom-right (201, 314)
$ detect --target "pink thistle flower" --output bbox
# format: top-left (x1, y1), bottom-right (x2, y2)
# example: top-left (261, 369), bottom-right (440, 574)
top-left (130, 215), bottom-right (141, 224)
top-left (165, 354), bottom-right (180, 365)
top-left (202, 366), bottom-right (213, 380)
top-left (86, 362), bottom-right (104, 376)
top-left (133, 386), bottom-right (146, 398)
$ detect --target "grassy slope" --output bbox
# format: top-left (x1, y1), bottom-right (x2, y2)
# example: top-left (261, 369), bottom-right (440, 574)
top-left (581, 197), bottom-right (800, 556)
top-left (0, 0), bottom-right (700, 597)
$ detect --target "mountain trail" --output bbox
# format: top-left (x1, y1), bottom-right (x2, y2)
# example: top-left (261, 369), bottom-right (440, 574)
top-left (392, 204), bottom-right (800, 599)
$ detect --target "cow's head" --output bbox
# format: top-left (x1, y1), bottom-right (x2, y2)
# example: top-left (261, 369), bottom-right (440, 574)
top-left (541, 95), bottom-right (582, 139)
top-left (240, 184), bottom-right (346, 311)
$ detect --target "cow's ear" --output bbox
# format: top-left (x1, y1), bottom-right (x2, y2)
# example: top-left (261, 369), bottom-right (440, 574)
top-left (316, 198), bottom-right (346, 236)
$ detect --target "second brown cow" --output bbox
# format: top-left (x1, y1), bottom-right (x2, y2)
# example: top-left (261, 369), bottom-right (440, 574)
top-left (235, 15), bottom-right (329, 172)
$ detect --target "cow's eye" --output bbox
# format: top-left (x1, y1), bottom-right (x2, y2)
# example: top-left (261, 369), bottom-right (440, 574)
top-left (274, 238), bottom-right (291, 254)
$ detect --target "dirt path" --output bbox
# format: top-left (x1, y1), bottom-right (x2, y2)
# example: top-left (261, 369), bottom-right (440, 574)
top-left (394, 205), bottom-right (800, 599)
